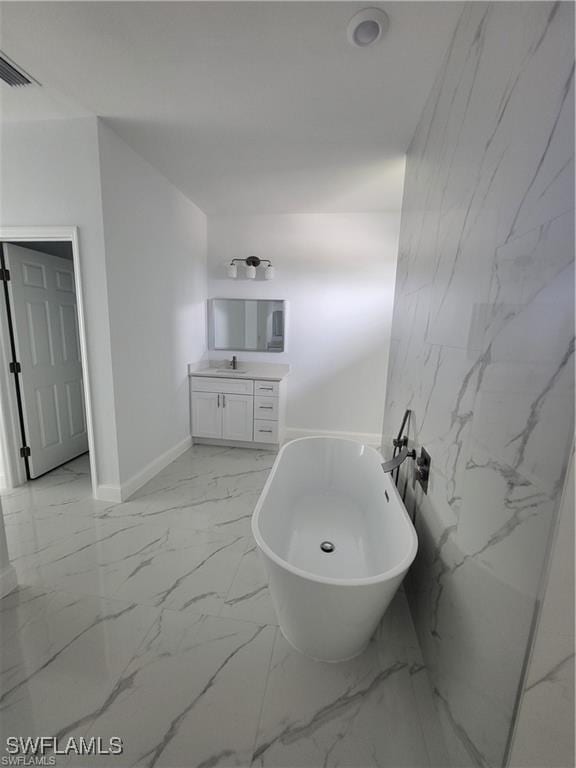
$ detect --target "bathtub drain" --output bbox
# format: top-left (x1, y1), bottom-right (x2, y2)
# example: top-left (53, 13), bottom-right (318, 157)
top-left (320, 541), bottom-right (335, 553)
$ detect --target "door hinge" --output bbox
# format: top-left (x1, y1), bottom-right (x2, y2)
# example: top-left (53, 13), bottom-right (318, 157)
top-left (20, 446), bottom-right (31, 458)
top-left (9, 361), bottom-right (21, 374)
top-left (0, 267), bottom-right (10, 282)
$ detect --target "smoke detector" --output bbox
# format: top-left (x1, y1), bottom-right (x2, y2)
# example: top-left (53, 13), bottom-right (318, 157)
top-left (347, 8), bottom-right (389, 48)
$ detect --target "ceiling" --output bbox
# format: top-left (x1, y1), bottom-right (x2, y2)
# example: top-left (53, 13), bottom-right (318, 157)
top-left (0, 2), bottom-right (461, 214)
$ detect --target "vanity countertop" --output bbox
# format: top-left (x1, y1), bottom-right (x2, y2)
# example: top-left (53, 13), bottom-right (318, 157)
top-left (188, 361), bottom-right (290, 382)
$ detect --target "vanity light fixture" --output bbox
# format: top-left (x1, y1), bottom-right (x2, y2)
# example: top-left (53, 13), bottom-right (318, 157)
top-left (226, 256), bottom-right (275, 280)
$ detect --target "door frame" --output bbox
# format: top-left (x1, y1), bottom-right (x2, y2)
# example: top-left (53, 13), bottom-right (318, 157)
top-left (0, 226), bottom-right (97, 495)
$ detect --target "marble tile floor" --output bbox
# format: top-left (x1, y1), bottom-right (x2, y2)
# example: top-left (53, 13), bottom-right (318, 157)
top-left (1, 446), bottom-right (447, 768)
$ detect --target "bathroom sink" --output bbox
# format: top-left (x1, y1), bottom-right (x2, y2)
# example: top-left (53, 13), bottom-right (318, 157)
top-left (208, 368), bottom-right (250, 376)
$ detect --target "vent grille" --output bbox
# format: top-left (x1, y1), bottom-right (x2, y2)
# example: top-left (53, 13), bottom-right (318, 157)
top-left (0, 53), bottom-right (34, 87)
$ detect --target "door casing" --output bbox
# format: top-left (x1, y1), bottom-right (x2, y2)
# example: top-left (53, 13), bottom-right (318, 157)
top-left (0, 227), bottom-right (96, 495)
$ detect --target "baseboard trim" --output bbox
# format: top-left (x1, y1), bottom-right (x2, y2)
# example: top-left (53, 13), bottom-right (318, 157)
top-left (0, 563), bottom-right (18, 599)
top-left (120, 436), bottom-right (192, 501)
top-left (99, 435), bottom-right (193, 505)
top-left (95, 484), bottom-right (123, 503)
top-left (192, 437), bottom-right (277, 451)
top-left (284, 428), bottom-right (381, 446)
top-left (95, 436), bottom-right (192, 504)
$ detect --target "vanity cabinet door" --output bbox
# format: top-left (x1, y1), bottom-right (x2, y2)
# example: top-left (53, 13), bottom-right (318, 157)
top-left (221, 393), bottom-right (254, 442)
top-left (191, 392), bottom-right (222, 438)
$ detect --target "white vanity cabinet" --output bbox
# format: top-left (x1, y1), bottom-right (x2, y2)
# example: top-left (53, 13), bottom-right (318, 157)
top-left (221, 393), bottom-right (254, 441)
top-left (190, 390), bottom-right (254, 441)
top-left (190, 391), bottom-right (221, 439)
top-left (190, 367), bottom-right (288, 449)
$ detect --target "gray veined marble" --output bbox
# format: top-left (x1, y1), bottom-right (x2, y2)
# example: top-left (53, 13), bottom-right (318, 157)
top-left (219, 543), bottom-right (278, 626)
top-left (1, 448), bottom-right (446, 767)
top-left (75, 612), bottom-right (277, 768)
top-left (252, 591), bottom-right (442, 768)
top-left (508, 449), bottom-right (575, 768)
top-left (0, 589), bottom-right (159, 746)
top-left (382, 2), bottom-right (574, 767)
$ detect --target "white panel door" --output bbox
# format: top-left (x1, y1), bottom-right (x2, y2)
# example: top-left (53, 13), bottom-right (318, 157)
top-left (221, 393), bottom-right (254, 442)
top-left (191, 392), bottom-right (222, 438)
top-left (4, 244), bottom-right (88, 478)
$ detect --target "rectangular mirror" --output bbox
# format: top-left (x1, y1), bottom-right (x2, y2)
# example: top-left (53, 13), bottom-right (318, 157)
top-left (208, 299), bottom-right (285, 352)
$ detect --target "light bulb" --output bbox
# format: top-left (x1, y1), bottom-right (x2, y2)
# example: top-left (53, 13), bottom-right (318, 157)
top-left (227, 263), bottom-right (237, 279)
top-left (265, 265), bottom-right (275, 280)
top-left (246, 265), bottom-right (256, 279)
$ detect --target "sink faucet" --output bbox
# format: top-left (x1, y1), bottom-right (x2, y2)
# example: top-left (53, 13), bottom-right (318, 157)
top-left (231, 356), bottom-right (237, 370)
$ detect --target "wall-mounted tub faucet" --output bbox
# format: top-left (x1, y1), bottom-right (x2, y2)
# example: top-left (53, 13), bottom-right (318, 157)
top-left (381, 438), bottom-right (416, 473)
top-left (231, 356), bottom-right (237, 370)
top-left (382, 408), bottom-right (431, 494)
top-left (381, 409), bottom-right (415, 476)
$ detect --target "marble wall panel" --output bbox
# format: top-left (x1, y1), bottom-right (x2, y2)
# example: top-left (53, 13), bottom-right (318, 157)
top-left (381, 3), bottom-right (574, 765)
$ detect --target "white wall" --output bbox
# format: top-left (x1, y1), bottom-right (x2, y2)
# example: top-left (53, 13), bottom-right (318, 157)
top-left (97, 121), bottom-right (207, 488)
top-left (0, 117), bottom-right (208, 497)
top-left (0, 118), bottom-right (120, 488)
top-left (208, 213), bottom-right (399, 440)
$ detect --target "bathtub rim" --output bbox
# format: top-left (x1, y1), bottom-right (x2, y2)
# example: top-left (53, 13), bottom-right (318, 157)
top-left (251, 436), bottom-right (418, 587)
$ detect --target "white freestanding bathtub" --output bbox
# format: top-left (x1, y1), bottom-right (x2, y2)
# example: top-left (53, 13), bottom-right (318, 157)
top-left (252, 437), bottom-right (418, 662)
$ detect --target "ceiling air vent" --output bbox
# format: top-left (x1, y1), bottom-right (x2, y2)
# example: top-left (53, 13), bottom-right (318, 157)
top-left (0, 52), bottom-right (36, 87)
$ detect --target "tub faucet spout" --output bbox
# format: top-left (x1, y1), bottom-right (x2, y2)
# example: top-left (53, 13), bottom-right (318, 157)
top-left (381, 445), bottom-right (416, 473)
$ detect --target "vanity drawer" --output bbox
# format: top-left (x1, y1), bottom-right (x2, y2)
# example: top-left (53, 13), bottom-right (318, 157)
top-left (254, 380), bottom-right (279, 396)
top-left (254, 395), bottom-right (279, 421)
top-left (191, 377), bottom-right (254, 396)
top-left (254, 419), bottom-right (278, 443)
